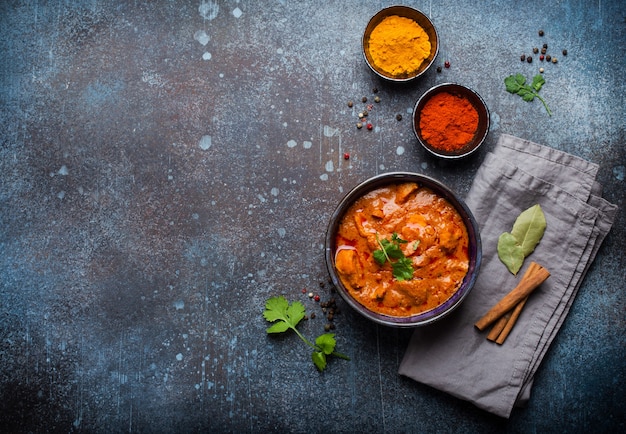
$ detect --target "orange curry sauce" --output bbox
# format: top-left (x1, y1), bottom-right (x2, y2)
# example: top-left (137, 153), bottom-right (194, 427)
top-left (334, 182), bottom-right (469, 317)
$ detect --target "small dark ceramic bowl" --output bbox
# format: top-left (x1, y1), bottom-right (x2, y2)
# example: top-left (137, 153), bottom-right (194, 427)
top-left (413, 83), bottom-right (490, 159)
top-left (325, 172), bottom-right (482, 327)
top-left (362, 6), bottom-right (439, 82)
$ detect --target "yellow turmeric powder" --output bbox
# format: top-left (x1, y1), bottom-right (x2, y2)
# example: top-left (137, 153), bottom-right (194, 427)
top-left (368, 15), bottom-right (431, 78)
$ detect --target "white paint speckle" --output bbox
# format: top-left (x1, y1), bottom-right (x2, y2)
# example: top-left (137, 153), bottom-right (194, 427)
top-left (199, 1), bottom-right (219, 20)
top-left (325, 160), bottom-right (334, 172)
top-left (277, 48), bottom-right (284, 55)
top-left (396, 146), bottom-right (405, 155)
top-left (303, 141), bottom-right (312, 149)
top-left (232, 7), bottom-right (242, 18)
top-left (277, 228), bottom-right (286, 238)
top-left (176, 353), bottom-right (183, 361)
top-left (192, 213), bottom-right (199, 220)
top-left (57, 191), bottom-right (65, 199)
top-left (614, 165), bottom-right (625, 181)
top-left (142, 71), bottom-right (166, 87)
top-left (323, 125), bottom-right (339, 137)
top-left (270, 187), bottom-right (279, 196)
top-left (202, 52), bottom-right (212, 61)
top-left (287, 139), bottom-right (297, 148)
top-left (490, 111), bottom-right (501, 131)
top-left (174, 300), bottom-right (185, 310)
top-left (194, 30), bottom-right (210, 46)
top-left (421, 162), bottom-right (428, 170)
top-left (320, 173), bottom-right (329, 181)
top-left (58, 165), bottom-right (69, 175)
top-left (199, 135), bottom-right (212, 150)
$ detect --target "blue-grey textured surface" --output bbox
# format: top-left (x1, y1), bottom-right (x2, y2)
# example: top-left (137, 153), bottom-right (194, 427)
top-left (0, 1), bottom-right (624, 433)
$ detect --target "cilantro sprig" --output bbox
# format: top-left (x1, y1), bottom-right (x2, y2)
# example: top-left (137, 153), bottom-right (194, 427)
top-left (263, 296), bottom-right (350, 371)
top-left (373, 233), bottom-right (414, 281)
top-left (504, 73), bottom-right (552, 116)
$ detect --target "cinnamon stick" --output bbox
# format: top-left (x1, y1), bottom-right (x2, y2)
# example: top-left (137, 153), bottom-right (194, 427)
top-left (486, 312), bottom-right (511, 341)
top-left (495, 296), bottom-right (528, 344)
top-left (475, 262), bottom-right (550, 331)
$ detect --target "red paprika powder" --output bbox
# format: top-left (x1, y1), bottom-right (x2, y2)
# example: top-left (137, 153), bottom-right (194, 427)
top-left (419, 92), bottom-right (479, 152)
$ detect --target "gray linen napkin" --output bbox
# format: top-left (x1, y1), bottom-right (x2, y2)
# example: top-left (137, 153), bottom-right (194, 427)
top-left (398, 134), bottom-right (618, 418)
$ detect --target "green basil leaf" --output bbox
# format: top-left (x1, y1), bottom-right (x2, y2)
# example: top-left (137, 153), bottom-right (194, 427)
top-left (510, 204), bottom-right (547, 256)
top-left (497, 232), bottom-right (525, 275)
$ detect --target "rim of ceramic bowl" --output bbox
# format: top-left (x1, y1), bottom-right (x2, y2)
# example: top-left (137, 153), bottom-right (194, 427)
top-left (325, 172), bottom-right (482, 327)
top-left (413, 82), bottom-right (490, 159)
top-left (362, 6), bottom-right (439, 83)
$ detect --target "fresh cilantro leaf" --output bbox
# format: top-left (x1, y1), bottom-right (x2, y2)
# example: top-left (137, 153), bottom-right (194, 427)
top-left (263, 296), bottom-right (306, 332)
top-left (262, 296), bottom-right (290, 322)
top-left (266, 321), bottom-right (291, 334)
top-left (263, 296), bottom-right (350, 371)
top-left (531, 74), bottom-right (545, 91)
top-left (504, 73), bottom-right (552, 116)
top-left (391, 233), bottom-right (408, 244)
top-left (312, 351), bottom-right (327, 371)
top-left (373, 249), bottom-right (387, 265)
top-left (315, 333), bottom-right (337, 355)
top-left (373, 233), bottom-right (415, 280)
top-left (392, 257), bottom-right (415, 281)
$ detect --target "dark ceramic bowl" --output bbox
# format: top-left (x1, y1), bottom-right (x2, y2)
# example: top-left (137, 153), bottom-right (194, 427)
top-left (325, 172), bottom-right (482, 327)
top-left (362, 6), bottom-right (439, 82)
top-left (413, 83), bottom-right (490, 159)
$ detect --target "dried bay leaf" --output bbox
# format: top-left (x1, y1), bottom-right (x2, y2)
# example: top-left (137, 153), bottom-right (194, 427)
top-left (498, 232), bottom-right (525, 275)
top-left (497, 204), bottom-right (547, 275)
top-left (510, 204), bottom-right (547, 256)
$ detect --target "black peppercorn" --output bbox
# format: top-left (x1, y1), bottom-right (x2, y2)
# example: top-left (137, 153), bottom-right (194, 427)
top-left (538, 29), bottom-right (544, 36)
top-left (533, 47), bottom-right (539, 54)
top-left (361, 96), bottom-right (367, 103)
top-left (373, 87), bottom-right (378, 93)
top-left (347, 101), bottom-right (353, 108)
top-left (543, 43), bottom-right (548, 49)
top-left (541, 47), bottom-right (547, 54)
top-left (546, 54), bottom-right (551, 62)
top-left (527, 56), bottom-right (533, 63)
top-left (520, 54), bottom-right (526, 61)
top-left (562, 49), bottom-right (568, 56)
top-left (396, 114), bottom-right (402, 121)
top-left (436, 66), bottom-right (442, 73)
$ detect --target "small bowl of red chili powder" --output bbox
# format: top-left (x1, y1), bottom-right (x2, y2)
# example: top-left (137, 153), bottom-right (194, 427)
top-left (413, 83), bottom-right (490, 159)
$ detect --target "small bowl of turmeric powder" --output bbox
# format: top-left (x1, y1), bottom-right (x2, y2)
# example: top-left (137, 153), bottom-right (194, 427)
top-left (362, 6), bottom-right (439, 82)
top-left (413, 83), bottom-right (490, 159)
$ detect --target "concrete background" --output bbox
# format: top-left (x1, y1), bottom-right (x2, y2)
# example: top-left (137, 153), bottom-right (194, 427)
top-left (1, 1), bottom-right (624, 432)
